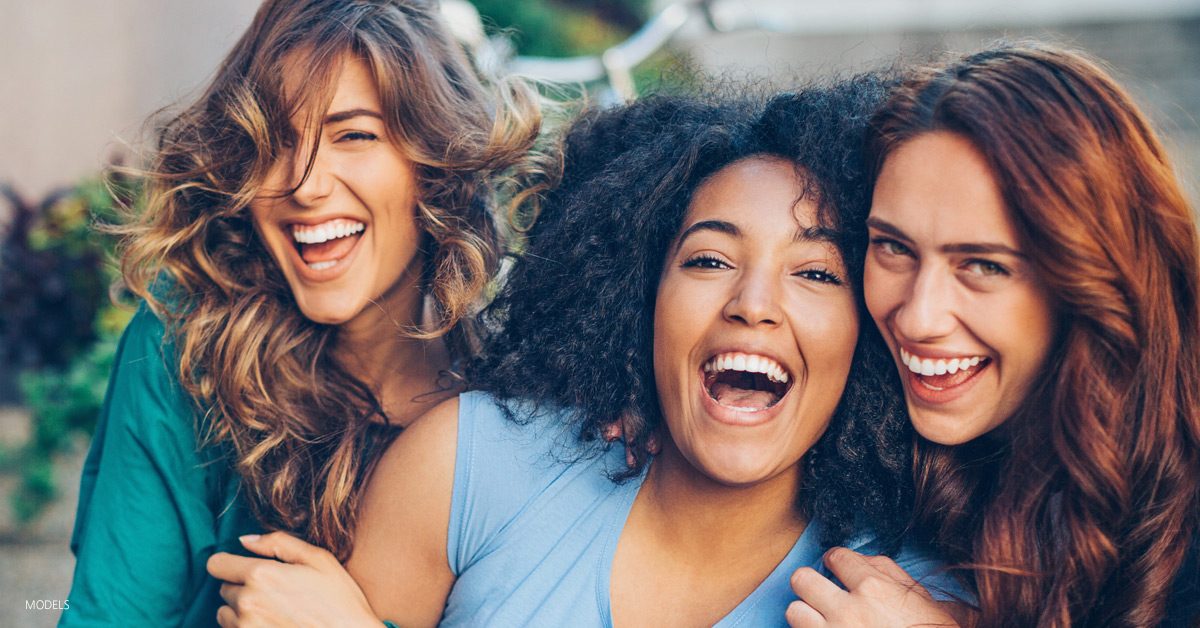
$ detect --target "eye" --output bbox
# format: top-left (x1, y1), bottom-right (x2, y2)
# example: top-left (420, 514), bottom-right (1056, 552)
top-left (681, 254), bottom-right (731, 270)
top-left (794, 268), bottom-right (844, 285)
top-left (337, 131), bottom-right (378, 142)
top-left (870, 237), bottom-right (913, 257)
top-left (963, 259), bottom-right (1010, 277)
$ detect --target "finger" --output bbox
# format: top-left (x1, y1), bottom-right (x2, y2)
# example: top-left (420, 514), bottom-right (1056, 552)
top-left (239, 531), bottom-right (331, 566)
top-left (602, 422), bottom-right (622, 442)
top-left (218, 582), bottom-right (243, 608)
top-left (645, 431), bottom-right (661, 455)
top-left (217, 604), bottom-right (238, 628)
top-left (790, 566), bottom-right (848, 613)
top-left (822, 547), bottom-right (880, 590)
top-left (207, 552), bottom-right (277, 585)
top-left (785, 600), bottom-right (827, 627)
top-left (862, 554), bottom-right (918, 585)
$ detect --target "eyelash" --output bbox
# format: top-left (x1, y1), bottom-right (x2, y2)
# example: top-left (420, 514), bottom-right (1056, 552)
top-left (681, 254), bottom-right (729, 270)
top-left (796, 268), bottom-right (843, 285)
top-left (964, 259), bottom-right (1010, 277)
top-left (337, 131), bottom-right (378, 142)
top-left (681, 255), bottom-right (843, 285)
top-left (870, 236), bottom-right (912, 257)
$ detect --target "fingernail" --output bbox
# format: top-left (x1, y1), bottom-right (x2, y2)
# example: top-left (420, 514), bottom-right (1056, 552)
top-left (239, 534), bottom-right (261, 544)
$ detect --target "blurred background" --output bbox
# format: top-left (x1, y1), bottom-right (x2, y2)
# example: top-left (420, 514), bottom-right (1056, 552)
top-left (1, 0), bottom-right (1197, 625)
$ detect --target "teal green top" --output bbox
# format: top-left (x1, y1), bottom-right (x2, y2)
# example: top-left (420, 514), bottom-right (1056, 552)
top-left (60, 304), bottom-right (262, 627)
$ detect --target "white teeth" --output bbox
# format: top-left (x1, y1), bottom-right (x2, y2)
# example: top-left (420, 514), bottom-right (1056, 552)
top-left (899, 347), bottom-right (987, 376)
top-left (307, 260), bottom-right (337, 271)
top-left (703, 352), bottom-right (790, 385)
top-left (292, 219), bottom-right (365, 244)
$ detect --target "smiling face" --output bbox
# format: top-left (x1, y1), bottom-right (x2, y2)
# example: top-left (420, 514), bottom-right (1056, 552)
top-left (653, 157), bottom-right (858, 487)
top-left (250, 53), bottom-right (424, 328)
top-left (865, 132), bottom-right (1058, 445)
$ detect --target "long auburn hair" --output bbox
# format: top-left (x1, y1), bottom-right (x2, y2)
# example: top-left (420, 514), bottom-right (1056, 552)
top-left (868, 43), bottom-right (1200, 626)
top-left (116, 0), bottom-right (540, 560)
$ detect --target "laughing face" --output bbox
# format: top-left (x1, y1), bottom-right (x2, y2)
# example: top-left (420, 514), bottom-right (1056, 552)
top-left (652, 156), bottom-right (858, 487)
top-left (250, 53), bottom-right (424, 328)
top-left (865, 132), bottom-right (1058, 445)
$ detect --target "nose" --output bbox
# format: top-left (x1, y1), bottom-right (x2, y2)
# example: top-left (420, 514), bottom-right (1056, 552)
top-left (288, 142), bottom-right (333, 207)
top-left (722, 267), bottom-right (783, 327)
top-left (892, 266), bottom-right (958, 341)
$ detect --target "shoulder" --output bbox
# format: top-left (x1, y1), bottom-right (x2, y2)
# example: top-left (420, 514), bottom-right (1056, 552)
top-left (104, 302), bottom-right (199, 436)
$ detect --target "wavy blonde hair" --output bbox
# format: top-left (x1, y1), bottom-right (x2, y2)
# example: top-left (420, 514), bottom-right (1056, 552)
top-left (116, 0), bottom-right (541, 560)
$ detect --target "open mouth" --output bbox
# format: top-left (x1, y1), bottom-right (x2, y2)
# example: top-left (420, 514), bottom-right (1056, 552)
top-left (291, 218), bottom-right (366, 272)
top-left (899, 347), bottom-right (991, 392)
top-left (702, 352), bottom-right (793, 412)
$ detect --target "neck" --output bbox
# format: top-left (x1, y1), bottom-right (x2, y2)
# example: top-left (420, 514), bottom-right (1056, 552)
top-left (639, 440), bottom-right (806, 553)
top-left (332, 265), bottom-right (454, 426)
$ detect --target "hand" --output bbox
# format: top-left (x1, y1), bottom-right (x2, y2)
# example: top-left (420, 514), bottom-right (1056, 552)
top-left (786, 547), bottom-right (961, 627)
top-left (601, 412), bottom-right (661, 468)
top-left (206, 531), bottom-right (381, 628)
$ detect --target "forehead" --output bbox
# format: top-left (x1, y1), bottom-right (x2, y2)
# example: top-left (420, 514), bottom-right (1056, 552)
top-left (871, 132), bottom-right (1019, 246)
top-left (277, 52), bottom-right (382, 122)
top-left (687, 157), bottom-right (815, 227)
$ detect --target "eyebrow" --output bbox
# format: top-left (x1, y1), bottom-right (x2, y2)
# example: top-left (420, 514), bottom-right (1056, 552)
top-left (866, 216), bottom-right (1026, 258)
top-left (673, 219), bottom-right (838, 252)
top-left (324, 108), bottom-right (383, 124)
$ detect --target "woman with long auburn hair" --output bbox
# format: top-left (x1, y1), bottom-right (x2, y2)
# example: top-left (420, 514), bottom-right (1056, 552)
top-left (787, 43), bottom-right (1200, 627)
top-left (62, 0), bottom-right (540, 624)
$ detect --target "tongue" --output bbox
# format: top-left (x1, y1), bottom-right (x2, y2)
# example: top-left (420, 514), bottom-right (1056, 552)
top-left (300, 233), bottom-right (361, 263)
top-left (711, 382), bottom-right (777, 410)
top-left (917, 363), bottom-right (984, 389)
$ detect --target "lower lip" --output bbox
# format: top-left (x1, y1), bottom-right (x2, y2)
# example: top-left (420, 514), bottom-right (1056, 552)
top-left (697, 368), bottom-right (787, 427)
top-left (286, 231), bottom-right (365, 282)
top-left (902, 360), bottom-right (990, 406)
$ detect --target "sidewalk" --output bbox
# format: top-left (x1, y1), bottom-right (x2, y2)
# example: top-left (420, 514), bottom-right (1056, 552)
top-left (0, 407), bottom-right (82, 628)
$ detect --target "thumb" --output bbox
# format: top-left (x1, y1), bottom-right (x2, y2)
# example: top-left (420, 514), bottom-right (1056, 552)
top-left (239, 531), bottom-right (331, 566)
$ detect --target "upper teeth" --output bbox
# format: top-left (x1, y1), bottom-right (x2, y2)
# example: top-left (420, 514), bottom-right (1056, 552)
top-left (703, 352), bottom-right (789, 384)
top-left (899, 347), bottom-right (984, 376)
top-left (292, 219), bottom-right (365, 244)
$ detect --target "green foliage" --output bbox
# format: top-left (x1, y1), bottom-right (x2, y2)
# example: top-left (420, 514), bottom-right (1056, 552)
top-left (471, 0), bottom-right (647, 57)
top-left (0, 172), bottom-right (134, 525)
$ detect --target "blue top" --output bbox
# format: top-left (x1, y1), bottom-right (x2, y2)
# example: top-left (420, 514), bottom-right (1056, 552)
top-left (61, 305), bottom-right (261, 627)
top-left (442, 391), bottom-right (963, 627)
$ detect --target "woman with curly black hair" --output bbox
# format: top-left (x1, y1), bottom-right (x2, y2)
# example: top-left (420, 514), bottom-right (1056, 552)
top-left (209, 78), bottom-right (964, 626)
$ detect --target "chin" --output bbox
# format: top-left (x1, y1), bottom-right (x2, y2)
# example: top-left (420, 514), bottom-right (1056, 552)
top-left (295, 297), bottom-right (364, 326)
top-left (909, 409), bottom-right (991, 446)
top-left (694, 445), bottom-right (785, 487)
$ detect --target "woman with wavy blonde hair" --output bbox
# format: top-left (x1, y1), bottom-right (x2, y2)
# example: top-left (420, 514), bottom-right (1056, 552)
top-left (62, 0), bottom-right (539, 625)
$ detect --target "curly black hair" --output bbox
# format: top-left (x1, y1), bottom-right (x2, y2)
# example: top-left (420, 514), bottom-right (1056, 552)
top-left (470, 74), bottom-right (914, 548)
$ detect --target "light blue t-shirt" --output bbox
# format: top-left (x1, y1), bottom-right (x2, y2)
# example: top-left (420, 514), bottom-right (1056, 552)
top-left (443, 391), bottom-right (963, 627)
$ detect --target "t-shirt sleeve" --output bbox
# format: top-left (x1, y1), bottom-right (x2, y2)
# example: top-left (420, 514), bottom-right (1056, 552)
top-left (446, 391), bottom-right (582, 576)
top-left (61, 304), bottom-right (219, 626)
top-left (892, 542), bottom-right (975, 605)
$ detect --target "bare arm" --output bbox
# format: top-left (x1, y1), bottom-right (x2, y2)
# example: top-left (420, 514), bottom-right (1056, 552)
top-left (206, 396), bottom-right (460, 627)
top-left (346, 395), bottom-right (459, 626)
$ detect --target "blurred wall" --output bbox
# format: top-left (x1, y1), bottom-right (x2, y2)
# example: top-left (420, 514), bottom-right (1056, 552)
top-left (670, 0), bottom-right (1200, 202)
top-left (0, 1), bottom-right (259, 199)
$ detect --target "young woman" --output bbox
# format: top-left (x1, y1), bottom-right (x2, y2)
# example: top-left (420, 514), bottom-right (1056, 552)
top-left (789, 43), bottom-right (1200, 627)
top-left (62, 0), bottom-right (538, 625)
top-left (207, 80), bottom-right (967, 626)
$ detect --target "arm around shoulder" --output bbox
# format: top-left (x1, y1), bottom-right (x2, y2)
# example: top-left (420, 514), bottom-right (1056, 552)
top-left (346, 395), bottom-right (460, 627)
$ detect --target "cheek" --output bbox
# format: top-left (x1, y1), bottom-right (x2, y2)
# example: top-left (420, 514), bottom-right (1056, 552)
top-left (792, 294), bottom-right (859, 372)
top-left (1005, 289), bottom-right (1057, 371)
top-left (863, 259), bottom-right (898, 329)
